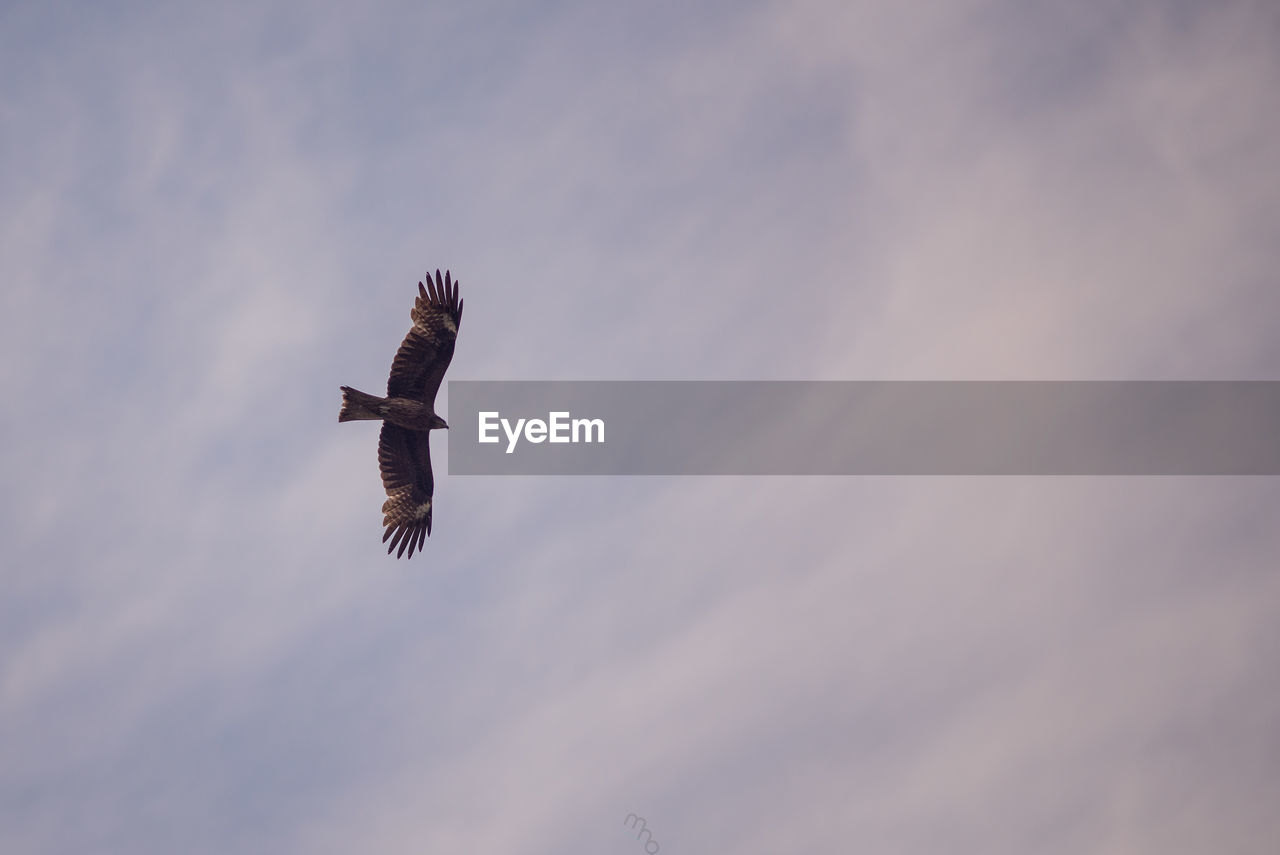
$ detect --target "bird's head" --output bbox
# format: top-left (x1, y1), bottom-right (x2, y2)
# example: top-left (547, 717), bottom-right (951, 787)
top-left (431, 414), bottom-right (449, 431)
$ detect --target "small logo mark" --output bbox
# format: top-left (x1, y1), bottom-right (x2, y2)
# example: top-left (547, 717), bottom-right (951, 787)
top-left (623, 812), bottom-right (661, 853)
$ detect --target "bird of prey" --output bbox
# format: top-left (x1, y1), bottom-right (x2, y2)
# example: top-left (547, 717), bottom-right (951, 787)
top-left (339, 269), bottom-right (463, 558)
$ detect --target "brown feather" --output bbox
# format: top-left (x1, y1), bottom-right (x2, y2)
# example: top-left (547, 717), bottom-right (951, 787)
top-left (377, 423), bottom-right (435, 557)
top-left (386, 269), bottom-right (463, 405)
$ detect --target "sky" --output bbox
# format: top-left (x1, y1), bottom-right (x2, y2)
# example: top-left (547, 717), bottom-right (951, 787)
top-left (2, 0), bottom-right (1279, 852)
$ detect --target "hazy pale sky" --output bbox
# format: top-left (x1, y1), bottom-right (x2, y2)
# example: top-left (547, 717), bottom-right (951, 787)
top-left (2, 1), bottom-right (1278, 853)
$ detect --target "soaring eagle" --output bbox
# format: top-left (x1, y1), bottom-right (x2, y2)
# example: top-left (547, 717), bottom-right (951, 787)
top-left (338, 269), bottom-right (463, 558)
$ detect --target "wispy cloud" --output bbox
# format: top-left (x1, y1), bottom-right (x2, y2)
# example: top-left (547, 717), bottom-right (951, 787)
top-left (2, 1), bottom-right (1278, 853)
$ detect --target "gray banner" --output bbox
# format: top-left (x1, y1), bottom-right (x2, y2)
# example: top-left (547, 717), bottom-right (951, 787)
top-left (445, 381), bottom-right (1280, 475)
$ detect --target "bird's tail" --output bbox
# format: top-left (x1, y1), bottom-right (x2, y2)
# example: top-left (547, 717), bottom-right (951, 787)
top-left (338, 386), bottom-right (387, 422)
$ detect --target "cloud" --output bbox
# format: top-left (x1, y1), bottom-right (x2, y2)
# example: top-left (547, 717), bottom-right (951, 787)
top-left (1, 0), bottom-right (1277, 853)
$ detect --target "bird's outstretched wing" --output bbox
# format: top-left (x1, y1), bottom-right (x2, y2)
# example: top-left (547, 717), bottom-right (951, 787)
top-left (378, 421), bottom-right (434, 558)
top-left (386, 269), bottom-right (463, 405)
